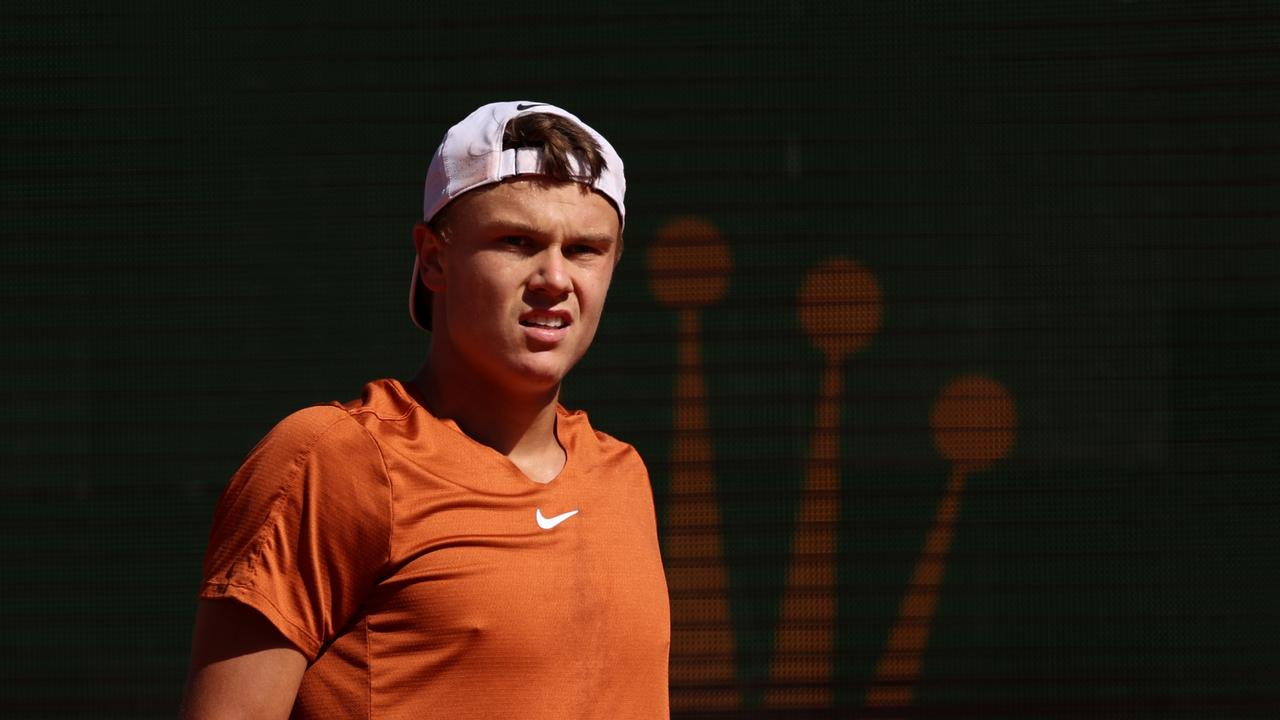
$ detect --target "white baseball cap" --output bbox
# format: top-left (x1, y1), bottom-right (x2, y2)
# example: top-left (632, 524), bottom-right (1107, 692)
top-left (409, 101), bottom-right (626, 330)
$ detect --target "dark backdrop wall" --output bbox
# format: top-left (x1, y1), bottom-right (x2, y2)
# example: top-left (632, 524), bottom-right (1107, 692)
top-left (4, 1), bottom-right (1278, 717)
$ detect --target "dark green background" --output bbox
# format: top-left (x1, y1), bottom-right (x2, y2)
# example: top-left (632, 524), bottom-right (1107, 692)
top-left (3, 1), bottom-right (1278, 717)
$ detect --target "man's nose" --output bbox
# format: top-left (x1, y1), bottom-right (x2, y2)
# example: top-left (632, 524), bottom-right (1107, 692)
top-left (529, 247), bottom-right (571, 295)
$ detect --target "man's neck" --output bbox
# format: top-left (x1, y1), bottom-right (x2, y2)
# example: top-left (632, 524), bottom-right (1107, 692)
top-left (410, 357), bottom-right (566, 484)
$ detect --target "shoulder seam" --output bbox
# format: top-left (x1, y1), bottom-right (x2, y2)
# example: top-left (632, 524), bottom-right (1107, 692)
top-left (340, 415), bottom-right (396, 571)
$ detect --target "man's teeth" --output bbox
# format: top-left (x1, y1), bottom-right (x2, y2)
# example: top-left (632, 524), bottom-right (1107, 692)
top-left (525, 317), bottom-right (565, 328)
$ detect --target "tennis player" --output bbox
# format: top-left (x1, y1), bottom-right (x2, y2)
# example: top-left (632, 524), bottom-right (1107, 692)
top-left (181, 101), bottom-right (670, 719)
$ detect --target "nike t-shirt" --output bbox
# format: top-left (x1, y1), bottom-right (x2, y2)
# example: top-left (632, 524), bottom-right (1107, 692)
top-left (199, 378), bottom-right (671, 719)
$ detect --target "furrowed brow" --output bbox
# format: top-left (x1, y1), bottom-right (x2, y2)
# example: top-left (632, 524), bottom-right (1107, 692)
top-left (481, 218), bottom-right (617, 247)
top-left (570, 232), bottom-right (618, 247)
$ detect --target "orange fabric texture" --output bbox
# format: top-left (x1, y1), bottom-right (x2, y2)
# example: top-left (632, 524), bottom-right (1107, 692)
top-left (200, 379), bottom-right (670, 719)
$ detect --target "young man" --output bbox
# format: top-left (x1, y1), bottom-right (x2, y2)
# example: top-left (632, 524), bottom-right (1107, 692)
top-left (181, 102), bottom-right (670, 719)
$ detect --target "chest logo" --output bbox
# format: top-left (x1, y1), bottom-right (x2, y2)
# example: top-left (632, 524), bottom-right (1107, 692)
top-left (536, 507), bottom-right (579, 530)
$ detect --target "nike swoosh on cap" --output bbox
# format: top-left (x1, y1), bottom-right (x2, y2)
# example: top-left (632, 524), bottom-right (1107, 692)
top-left (516, 103), bottom-right (545, 111)
top-left (536, 507), bottom-right (579, 530)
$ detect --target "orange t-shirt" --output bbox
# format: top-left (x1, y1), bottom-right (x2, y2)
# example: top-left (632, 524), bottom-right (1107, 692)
top-left (200, 379), bottom-right (670, 719)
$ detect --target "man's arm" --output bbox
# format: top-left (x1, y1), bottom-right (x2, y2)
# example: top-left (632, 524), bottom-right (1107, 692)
top-left (179, 599), bottom-right (307, 720)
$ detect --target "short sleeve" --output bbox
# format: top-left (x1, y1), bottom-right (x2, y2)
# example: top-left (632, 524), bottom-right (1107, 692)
top-left (199, 405), bottom-right (392, 660)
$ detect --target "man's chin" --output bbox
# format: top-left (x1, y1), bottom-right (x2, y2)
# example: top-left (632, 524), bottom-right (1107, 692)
top-left (502, 357), bottom-right (574, 394)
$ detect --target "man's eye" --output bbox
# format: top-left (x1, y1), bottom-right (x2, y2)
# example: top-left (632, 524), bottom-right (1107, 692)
top-left (567, 244), bottom-right (602, 256)
top-left (501, 236), bottom-right (530, 247)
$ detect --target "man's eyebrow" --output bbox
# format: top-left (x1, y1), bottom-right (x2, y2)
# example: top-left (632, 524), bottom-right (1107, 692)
top-left (567, 232), bottom-right (618, 246)
top-left (482, 219), bottom-right (617, 245)
top-left (479, 219), bottom-right (539, 236)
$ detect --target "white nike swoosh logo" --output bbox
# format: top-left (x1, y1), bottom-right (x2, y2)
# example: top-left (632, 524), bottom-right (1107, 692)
top-left (536, 507), bottom-right (579, 530)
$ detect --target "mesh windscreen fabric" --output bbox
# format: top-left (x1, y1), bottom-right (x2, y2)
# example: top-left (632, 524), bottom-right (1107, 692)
top-left (3, 2), bottom-right (1278, 717)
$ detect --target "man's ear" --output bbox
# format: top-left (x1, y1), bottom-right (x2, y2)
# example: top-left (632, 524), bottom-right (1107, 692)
top-left (413, 222), bottom-right (446, 292)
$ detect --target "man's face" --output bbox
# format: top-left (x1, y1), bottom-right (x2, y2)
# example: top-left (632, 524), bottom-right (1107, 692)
top-left (418, 178), bottom-right (621, 394)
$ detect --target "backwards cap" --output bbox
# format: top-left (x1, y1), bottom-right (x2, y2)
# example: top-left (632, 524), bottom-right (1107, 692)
top-left (409, 101), bottom-right (626, 330)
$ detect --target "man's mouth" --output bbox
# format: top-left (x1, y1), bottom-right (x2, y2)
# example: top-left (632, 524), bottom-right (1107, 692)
top-left (519, 311), bottom-right (571, 330)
